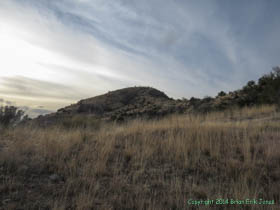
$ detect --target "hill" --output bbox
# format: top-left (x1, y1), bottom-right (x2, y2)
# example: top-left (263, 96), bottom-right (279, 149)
top-left (58, 87), bottom-right (174, 118)
top-left (33, 67), bottom-right (280, 128)
top-left (34, 87), bottom-right (189, 127)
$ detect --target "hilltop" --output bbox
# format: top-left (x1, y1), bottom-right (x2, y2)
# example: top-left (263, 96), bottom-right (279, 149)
top-left (34, 87), bottom-right (188, 127)
top-left (31, 67), bottom-right (280, 128)
top-left (58, 87), bottom-right (175, 118)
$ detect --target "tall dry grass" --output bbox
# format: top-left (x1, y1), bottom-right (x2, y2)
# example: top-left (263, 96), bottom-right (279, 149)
top-left (0, 105), bottom-right (280, 209)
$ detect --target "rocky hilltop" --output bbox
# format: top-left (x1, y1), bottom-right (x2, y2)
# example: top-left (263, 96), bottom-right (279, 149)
top-left (34, 87), bottom-right (188, 127)
top-left (33, 68), bottom-right (280, 127)
top-left (58, 87), bottom-right (180, 119)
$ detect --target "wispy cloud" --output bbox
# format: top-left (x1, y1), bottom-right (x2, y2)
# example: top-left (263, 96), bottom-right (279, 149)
top-left (0, 0), bottom-right (279, 116)
top-left (0, 98), bottom-right (13, 106)
top-left (0, 76), bottom-right (86, 101)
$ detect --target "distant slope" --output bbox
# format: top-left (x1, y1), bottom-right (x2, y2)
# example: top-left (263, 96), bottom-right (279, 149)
top-left (33, 68), bottom-right (280, 127)
top-left (34, 87), bottom-right (188, 127)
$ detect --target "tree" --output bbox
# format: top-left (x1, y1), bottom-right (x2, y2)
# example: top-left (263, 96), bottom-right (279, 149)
top-left (247, 80), bottom-right (256, 88)
top-left (0, 106), bottom-right (29, 128)
top-left (217, 91), bottom-right (226, 97)
top-left (256, 67), bottom-right (280, 104)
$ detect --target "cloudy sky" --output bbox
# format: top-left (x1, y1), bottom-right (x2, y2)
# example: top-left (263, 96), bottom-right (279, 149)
top-left (0, 0), bottom-right (280, 117)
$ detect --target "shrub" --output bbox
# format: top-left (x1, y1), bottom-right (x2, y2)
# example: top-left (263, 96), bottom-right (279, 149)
top-left (0, 106), bottom-right (28, 128)
top-left (217, 91), bottom-right (226, 97)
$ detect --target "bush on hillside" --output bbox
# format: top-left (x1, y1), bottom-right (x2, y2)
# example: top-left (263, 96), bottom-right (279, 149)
top-left (217, 91), bottom-right (226, 97)
top-left (256, 67), bottom-right (280, 104)
top-left (0, 106), bottom-right (29, 128)
top-left (235, 67), bottom-right (280, 106)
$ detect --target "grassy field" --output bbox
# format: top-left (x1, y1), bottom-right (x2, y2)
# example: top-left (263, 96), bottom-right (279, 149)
top-left (1, 105), bottom-right (280, 209)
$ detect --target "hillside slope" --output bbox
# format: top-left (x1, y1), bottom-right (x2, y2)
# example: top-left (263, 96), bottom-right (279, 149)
top-left (34, 87), bottom-right (188, 126)
top-left (33, 68), bottom-right (280, 127)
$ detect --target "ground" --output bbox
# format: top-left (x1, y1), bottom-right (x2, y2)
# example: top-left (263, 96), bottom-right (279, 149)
top-left (0, 105), bottom-right (280, 210)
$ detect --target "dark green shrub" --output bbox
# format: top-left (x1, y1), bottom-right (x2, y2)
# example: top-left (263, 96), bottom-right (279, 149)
top-left (217, 91), bottom-right (226, 97)
top-left (0, 106), bottom-right (28, 128)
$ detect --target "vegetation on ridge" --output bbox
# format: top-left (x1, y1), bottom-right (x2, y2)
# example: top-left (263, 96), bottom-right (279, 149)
top-left (28, 67), bottom-right (280, 128)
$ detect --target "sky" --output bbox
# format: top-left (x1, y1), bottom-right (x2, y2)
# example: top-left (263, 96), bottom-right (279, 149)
top-left (0, 0), bottom-right (280, 117)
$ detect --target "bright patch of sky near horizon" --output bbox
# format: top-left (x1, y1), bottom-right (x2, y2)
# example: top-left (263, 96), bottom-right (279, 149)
top-left (0, 0), bottom-right (280, 117)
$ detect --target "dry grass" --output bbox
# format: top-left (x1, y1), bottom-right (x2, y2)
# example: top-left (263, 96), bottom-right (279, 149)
top-left (0, 105), bottom-right (280, 209)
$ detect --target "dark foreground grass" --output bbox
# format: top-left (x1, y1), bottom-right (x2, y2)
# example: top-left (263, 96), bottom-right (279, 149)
top-left (0, 105), bottom-right (280, 210)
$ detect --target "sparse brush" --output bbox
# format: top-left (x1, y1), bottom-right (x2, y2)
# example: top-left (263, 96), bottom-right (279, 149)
top-left (0, 105), bottom-right (280, 209)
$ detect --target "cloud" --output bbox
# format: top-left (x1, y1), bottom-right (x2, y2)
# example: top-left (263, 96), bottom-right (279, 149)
top-left (27, 108), bottom-right (52, 118)
top-left (0, 98), bottom-right (14, 106)
top-left (38, 0), bottom-right (275, 89)
top-left (0, 76), bottom-right (85, 101)
top-left (0, 0), bottom-right (279, 114)
top-left (17, 105), bottom-right (52, 118)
